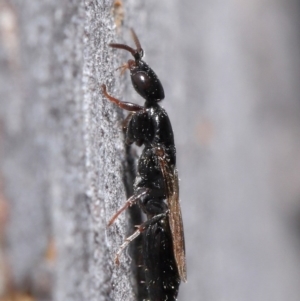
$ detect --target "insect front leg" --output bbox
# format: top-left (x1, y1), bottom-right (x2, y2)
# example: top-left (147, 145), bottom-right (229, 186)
top-left (101, 84), bottom-right (144, 112)
top-left (114, 211), bottom-right (168, 265)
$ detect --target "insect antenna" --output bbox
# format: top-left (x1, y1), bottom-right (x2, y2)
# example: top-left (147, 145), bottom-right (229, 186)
top-left (109, 28), bottom-right (144, 61)
top-left (109, 43), bottom-right (136, 56)
top-left (130, 28), bottom-right (144, 58)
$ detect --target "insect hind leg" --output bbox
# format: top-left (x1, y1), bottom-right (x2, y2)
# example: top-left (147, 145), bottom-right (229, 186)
top-left (114, 212), bottom-right (168, 265)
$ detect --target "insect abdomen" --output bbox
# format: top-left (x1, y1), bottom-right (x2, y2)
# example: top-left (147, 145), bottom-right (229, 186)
top-left (143, 218), bottom-right (180, 301)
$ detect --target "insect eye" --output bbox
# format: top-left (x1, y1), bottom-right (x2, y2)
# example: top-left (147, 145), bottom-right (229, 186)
top-left (132, 71), bottom-right (151, 90)
top-left (130, 62), bottom-right (165, 102)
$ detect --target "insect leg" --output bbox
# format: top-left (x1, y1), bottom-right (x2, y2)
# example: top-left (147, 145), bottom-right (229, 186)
top-left (107, 188), bottom-right (150, 226)
top-left (122, 112), bottom-right (133, 133)
top-left (114, 211), bottom-right (168, 265)
top-left (102, 84), bottom-right (144, 112)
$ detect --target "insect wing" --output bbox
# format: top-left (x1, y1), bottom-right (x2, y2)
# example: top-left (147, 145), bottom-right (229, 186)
top-left (157, 149), bottom-right (187, 282)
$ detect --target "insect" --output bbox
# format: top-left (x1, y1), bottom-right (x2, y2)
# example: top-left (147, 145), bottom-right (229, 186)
top-left (102, 29), bottom-right (187, 300)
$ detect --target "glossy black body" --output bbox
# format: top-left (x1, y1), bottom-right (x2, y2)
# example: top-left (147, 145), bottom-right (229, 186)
top-left (127, 103), bottom-right (176, 192)
top-left (144, 217), bottom-right (180, 301)
top-left (127, 63), bottom-right (181, 299)
top-left (103, 31), bottom-right (182, 300)
top-left (126, 77), bottom-right (181, 300)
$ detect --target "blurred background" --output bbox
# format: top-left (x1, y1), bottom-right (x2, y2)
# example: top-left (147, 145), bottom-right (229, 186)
top-left (1, 0), bottom-right (300, 300)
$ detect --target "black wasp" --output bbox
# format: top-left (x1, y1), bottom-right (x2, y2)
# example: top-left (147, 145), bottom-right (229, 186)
top-left (102, 29), bottom-right (187, 300)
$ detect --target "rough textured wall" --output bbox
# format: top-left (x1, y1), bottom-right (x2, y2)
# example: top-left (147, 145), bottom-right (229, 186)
top-left (1, 0), bottom-right (300, 301)
top-left (0, 0), bottom-right (135, 300)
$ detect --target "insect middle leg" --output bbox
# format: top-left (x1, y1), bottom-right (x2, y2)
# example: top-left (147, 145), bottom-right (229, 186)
top-left (114, 211), bottom-right (168, 264)
top-left (108, 187), bottom-right (150, 226)
top-left (122, 112), bottom-right (133, 133)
